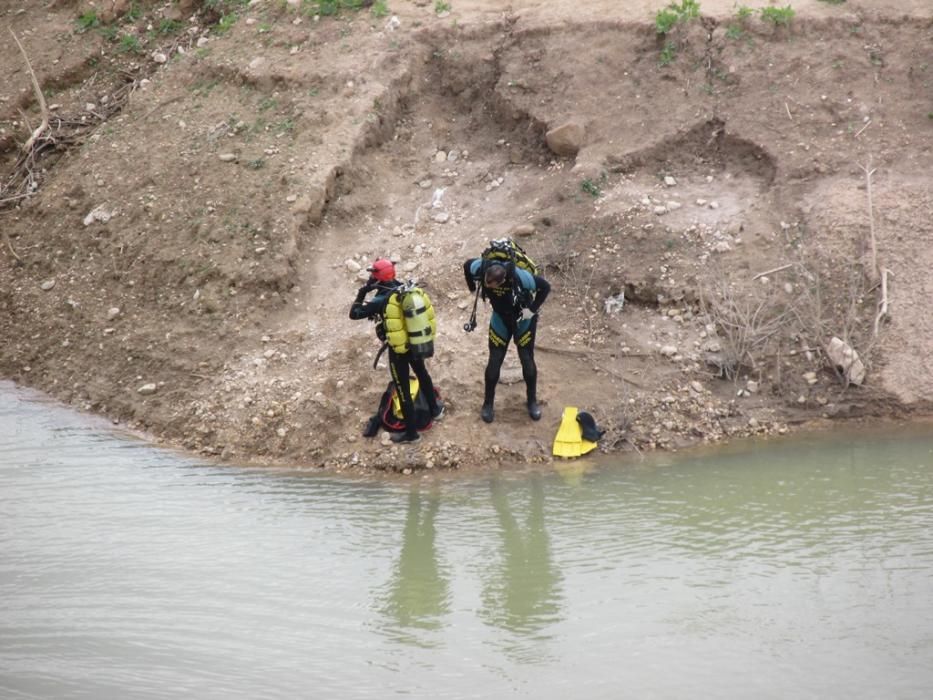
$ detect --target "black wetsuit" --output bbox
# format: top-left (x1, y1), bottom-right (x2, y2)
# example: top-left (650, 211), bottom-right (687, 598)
top-left (349, 281), bottom-right (439, 439)
top-left (463, 259), bottom-right (551, 411)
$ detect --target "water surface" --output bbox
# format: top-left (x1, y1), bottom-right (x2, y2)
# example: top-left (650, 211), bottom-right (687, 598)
top-left (2, 383), bottom-right (932, 699)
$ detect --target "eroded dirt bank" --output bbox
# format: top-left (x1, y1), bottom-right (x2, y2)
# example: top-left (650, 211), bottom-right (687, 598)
top-left (2, 0), bottom-right (932, 473)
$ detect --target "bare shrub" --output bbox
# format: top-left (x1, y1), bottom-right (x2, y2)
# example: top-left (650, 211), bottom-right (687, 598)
top-left (699, 273), bottom-right (793, 382)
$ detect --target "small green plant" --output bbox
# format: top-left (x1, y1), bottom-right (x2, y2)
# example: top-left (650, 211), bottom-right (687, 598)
top-left (435, 0), bottom-right (451, 14)
top-left (117, 34), bottom-right (142, 54)
top-left (371, 0), bottom-right (389, 17)
top-left (216, 13), bottom-right (238, 33)
top-left (655, 0), bottom-right (699, 34)
top-left (99, 25), bottom-right (119, 41)
top-left (258, 97), bottom-right (278, 112)
top-left (581, 179), bottom-right (602, 198)
top-left (246, 158), bottom-right (265, 170)
top-left (654, 0), bottom-right (699, 64)
top-left (317, 0), bottom-right (341, 15)
top-left (77, 10), bottom-right (100, 31)
top-left (760, 5), bottom-right (795, 26)
top-left (735, 4), bottom-right (754, 20)
top-left (157, 18), bottom-right (183, 34)
top-left (725, 24), bottom-right (742, 40)
top-left (125, 3), bottom-right (143, 21)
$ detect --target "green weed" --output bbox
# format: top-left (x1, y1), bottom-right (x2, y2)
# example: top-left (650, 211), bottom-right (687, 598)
top-left (193, 79), bottom-right (220, 97)
top-left (760, 5), bottom-right (795, 25)
top-left (371, 0), bottom-right (389, 17)
top-left (216, 13), bottom-right (238, 33)
top-left (581, 179), bottom-right (602, 198)
top-left (734, 5), bottom-right (754, 20)
top-left (435, 1), bottom-right (451, 13)
top-left (258, 97), bottom-right (278, 112)
top-left (157, 18), bottom-right (183, 34)
top-left (77, 10), bottom-right (100, 31)
top-left (246, 158), bottom-right (265, 170)
top-left (117, 34), bottom-right (142, 54)
top-left (654, 0), bottom-right (700, 34)
top-left (654, 0), bottom-right (699, 65)
top-left (125, 3), bottom-right (143, 21)
top-left (725, 24), bottom-right (742, 40)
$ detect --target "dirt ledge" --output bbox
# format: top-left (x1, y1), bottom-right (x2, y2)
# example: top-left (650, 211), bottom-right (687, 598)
top-left (2, 0), bottom-right (933, 474)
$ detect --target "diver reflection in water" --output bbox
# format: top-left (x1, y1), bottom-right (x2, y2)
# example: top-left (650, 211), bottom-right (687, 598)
top-left (380, 489), bottom-right (451, 641)
top-left (480, 476), bottom-right (563, 639)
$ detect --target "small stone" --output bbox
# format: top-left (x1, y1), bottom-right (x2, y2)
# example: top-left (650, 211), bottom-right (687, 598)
top-left (151, 52), bottom-right (167, 64)
top-left (40, 279), bottom-right (56, 291)
top-left (107, 307), bottom-right (120, 320)
top-left (137, 383), bottom-right (157, 395)
top-left (218, 153), bottom-right (237, 162)
top-left (664, 175), bottom-right (677, 186)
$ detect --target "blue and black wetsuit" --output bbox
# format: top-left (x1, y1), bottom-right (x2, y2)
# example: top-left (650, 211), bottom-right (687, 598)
top-left (463, 258), bottom-right (551, 418)
top-left (350, 281), bottom-right (439, 440)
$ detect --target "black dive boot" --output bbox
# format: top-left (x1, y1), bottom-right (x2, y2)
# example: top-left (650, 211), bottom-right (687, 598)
top-left (391, 430), bottom-right (421, 444)
top-left (527, 400), bottom-right (542, 421)
top-left (481, 403), bottom-right (495, 423)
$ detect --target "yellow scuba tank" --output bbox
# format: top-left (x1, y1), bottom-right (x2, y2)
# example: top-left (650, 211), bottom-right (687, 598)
top-left (401, 286), bottom-right (435, 358)
top-left (384, 283), bottom-right (436, 357)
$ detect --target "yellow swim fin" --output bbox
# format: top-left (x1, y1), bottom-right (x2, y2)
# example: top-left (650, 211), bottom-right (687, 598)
top-left (552, 406), bottom-right (584, 458)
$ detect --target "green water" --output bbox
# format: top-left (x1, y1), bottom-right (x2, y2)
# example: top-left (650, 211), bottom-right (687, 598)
top-left (2, 383), bottom-right (932, 699)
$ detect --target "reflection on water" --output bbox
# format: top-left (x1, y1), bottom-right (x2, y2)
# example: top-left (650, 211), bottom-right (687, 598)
top-left (380, 490), bottom-right (451, 644)
top-left (3, 382), bottom-right (933, 699)
top-left (479, 477), bottom-right (562, 657)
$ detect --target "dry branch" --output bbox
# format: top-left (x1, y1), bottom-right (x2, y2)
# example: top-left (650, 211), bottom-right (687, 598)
top-left (873, 267), bottom-right (892, 337)
top-left (10, 29), bottom-right (49, 152)
top-left (752, 263), bottom-right (792, 280)
top-left (858, 157), bottom-right (879, 282)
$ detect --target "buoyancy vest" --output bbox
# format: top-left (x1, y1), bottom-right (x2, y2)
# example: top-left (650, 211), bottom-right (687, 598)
top-left (482, 237), bottom-right (538, 276)
top-left (476, 238), bottom-right (539, 309)
top-left (383, 284), bottom-right (436, 357)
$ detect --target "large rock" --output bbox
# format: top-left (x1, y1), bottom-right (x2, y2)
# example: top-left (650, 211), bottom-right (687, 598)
top-left (826, 336), bottom-right (866, 386)
top-left (545, 120), bottom-right (585, 157)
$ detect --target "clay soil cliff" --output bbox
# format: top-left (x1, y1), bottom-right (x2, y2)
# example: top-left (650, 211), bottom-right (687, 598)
top-left (2, 0), bottom-right (932, 472)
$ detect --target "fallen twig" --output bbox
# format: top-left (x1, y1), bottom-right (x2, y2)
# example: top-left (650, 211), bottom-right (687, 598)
top-left (784, 101), bottom-right (793, 122)
top-left (2, 227), bottom-right (23, 263)
top-left (10, 29), bottom-right (49, 152)
top-left (858, 157), bottom-right (879, 282)
top-left (854, 119), bottom-right (872, 138)
top-left (752, 263), bottom-right (792, 280)
top-left (873, 267), bottom-right (892, 337)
